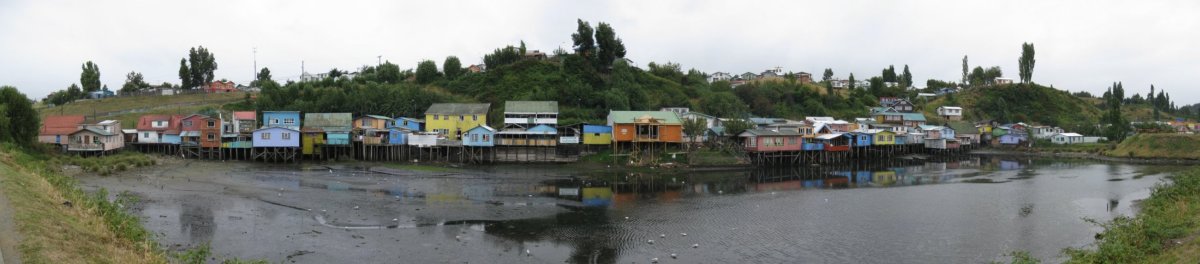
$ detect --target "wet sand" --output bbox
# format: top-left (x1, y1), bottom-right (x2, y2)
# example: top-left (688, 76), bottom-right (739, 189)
top-left (77, 158), bottom-right (580, 263)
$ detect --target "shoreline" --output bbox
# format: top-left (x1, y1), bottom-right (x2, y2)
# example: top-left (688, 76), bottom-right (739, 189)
top-left (970, 148), bottom-right (1200, 165)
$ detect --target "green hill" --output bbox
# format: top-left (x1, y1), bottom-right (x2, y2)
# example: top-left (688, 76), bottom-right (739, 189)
top-left (925, 83), bottom-right (1101, 131)
top-left (1108, 133), bottom-right (1200, 159)
top-left (36, 92), bottom-right (248, 125)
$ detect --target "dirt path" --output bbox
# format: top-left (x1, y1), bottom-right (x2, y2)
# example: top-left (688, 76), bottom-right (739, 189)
top-left (0, 173), bottom-right (21, 264)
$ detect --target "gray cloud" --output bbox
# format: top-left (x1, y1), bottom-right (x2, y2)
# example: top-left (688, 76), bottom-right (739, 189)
top-left (2, 0), bottom-right (1197, 104)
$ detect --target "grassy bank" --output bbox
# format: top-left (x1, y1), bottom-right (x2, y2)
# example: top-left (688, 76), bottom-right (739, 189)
top-left (57, 152), bottom-right (157, 176)
top-left (0, 145), bottom-right (164, 263)
top-left (1032, 142), bottom-right (1111, 154)
top-left (37, 92), bottom-right (247, 125)
top-left (1064, 167), bottom-right (1200, 263)
top-left (1107, 133), bottom-right (1200, 160)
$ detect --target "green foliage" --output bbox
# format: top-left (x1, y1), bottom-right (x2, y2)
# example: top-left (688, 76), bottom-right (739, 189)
top-left (1019, 42), bottom-right (1035, 83)
top-left (178, 58), bottom-right (191, 89)
top-left (847, 73), bottom-right (856, 90)
top-left (186, 46), bottom-right (218, 88)
top-left (968, 83), bottom-right (1098, 129)
top-left (682, 117), bottom-right (707, 140)
top-left (175, 243), bottom-right (212, 264)
top-left (571, 19), bottom-right (596, 59)
top-left (901, 64), bottom-right (913, 88)
top-left (961, 55), bottom-right (969, 85)
top-left (415, 60), bottom-right (440, 84)
top-left (1065, 168), bottom-right (1200, 263)
top-left (1102, 82), bottom-right (1131, 142)
top-left (699, 92), bottom-right (748, 118)
top-left (1005, 251), bottom-right (1040, 264)
top-left (442, 56), bottom-right (462, 80)
top-left (594, 22), bottom-right (626, 72)
top-left (722, 118), bottom-right (754, 135)
top-left (968, 66), bottom-right (1003, 87)
top-left (119, 71), bottom-right (149, 94)
top-left (822, 68), bottom-right (833, 82)
top-left (484, 45), bottom-right (521, 69)
top-left (259, 80), bottom-right (464, 118)
top-left (881, 65), bottom-right (897, 83)
top-left (0, 86), bottom-right (39, 146)
top-left (80, 61), bottom-right (101, 92)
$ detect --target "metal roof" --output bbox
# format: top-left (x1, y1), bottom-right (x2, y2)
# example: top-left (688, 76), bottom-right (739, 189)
top-left (739, 129), bottom-right (802, 137)
top-left (71, 127), bottom-right (114, 136)
top-left (304, 113), bottom-right (353, 132)
top-left (40, 115), bottom-right (86, 135)
top-left (608, 111), bottom-right (682, 124)
top-left (504, 101), bottom-right (558, 113)
top-left (425, 103), bottom-right (491, 115)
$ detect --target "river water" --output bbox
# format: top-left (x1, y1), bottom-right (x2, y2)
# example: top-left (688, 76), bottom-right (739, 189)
top-left (76, 156), bottom-right (1186, 263)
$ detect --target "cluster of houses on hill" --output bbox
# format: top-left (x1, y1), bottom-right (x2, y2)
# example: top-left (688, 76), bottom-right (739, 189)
top-left (708, 67), bottom-right (814, 87)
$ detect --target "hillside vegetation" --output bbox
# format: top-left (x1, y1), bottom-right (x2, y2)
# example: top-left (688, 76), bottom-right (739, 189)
top-left (36, 92), bottom-right (247, 125)
top-left (1107, 133), bottom-right (1200, 159)
top-left (926, 83), bottom-right (1100, 131)
top-left (0, 145), bottom-right (164, 263)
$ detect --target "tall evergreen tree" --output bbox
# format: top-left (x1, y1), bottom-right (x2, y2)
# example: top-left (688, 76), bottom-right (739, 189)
top-left (178, 58), bottom-right (191, 89)
top-left (1018, 42), bottom-right (1036, 83)
top-left (822, 68), bottom-right (834, 82)
top-left (901, 65), bottom-right (912, 88)
top-left (847, 73), bottom-right (856, 90)
top-left (442, 56), bottom-right (462, 80)
top-left (961, 55), bottom-right (968, 86)
top-left (570, 19), bottom-right (596, 59)
top-left (594, 22), bottom-right (627, 71)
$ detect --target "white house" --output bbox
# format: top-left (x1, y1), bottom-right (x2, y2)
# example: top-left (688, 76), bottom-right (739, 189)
top-left (1030, 126), bottom-right (1066, 139)
top-left (936, 106), bottom-right (963, 121)
top-left (709, 72), bottom-right (732, 83)
top-left (1051, 133), bottom-right (1084, 144)
top-left (661, 107), bottom-right (690, 116)
top-left (681, 112), bottom-right (718, 129)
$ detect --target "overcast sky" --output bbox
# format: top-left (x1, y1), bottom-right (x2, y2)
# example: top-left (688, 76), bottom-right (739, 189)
top-left (2, 0), bottom-right (1197, 104)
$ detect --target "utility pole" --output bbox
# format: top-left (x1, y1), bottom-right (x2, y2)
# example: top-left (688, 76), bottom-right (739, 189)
top-left (377, 55), bottom-right (382, 65)
top-left (253, 47), bottom-right (258, 82)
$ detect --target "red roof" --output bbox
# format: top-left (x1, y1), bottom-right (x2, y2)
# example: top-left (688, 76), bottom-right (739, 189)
top-left (40, 115), bottom-right (85, 136)
top-left (137, 115), bottom-right (174, 131)
top-left (233, 111), bottom-right (256, 120)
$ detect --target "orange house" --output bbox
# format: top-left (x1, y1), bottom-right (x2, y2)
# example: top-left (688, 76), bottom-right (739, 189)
top-left (607, 111), bottom-right (683, 143)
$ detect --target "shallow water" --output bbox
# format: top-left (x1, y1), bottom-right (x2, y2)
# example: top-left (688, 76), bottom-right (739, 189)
top-left (78, 156), bottom-right (1187, 263)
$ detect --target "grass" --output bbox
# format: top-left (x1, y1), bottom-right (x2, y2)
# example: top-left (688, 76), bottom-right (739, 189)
top-left (56, 151), bottom-right (156, 176)
top-left (1107, 133), bottom-right (1200, 160)
top-left (1063, 167), bottom-right (1200, 263)
top-left (0, 144), bottom-right (164, 263)
top-left (37, 92), bottom-right (248, 125)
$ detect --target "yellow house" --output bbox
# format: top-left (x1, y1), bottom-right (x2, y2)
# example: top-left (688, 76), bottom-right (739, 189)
top-left (871, 130), bottom-right (896, 145)
top-left (423, 103), bottom-right (490, 140)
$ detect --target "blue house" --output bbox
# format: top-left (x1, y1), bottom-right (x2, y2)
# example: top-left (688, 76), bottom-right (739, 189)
top-left (1000, 133), bottom-right (1026, 145)
top-left (848, 132), bottom-right (873, 147)
top-left (388, 129), bottom-right (408, 145)
top-left (463, 125), bottom-right (496, 147)
top-left (252, 127), bottom-right (300, 147)
top-left (263, 111), bottom-right (301, 130)
top-left (391, 117), bottom-right (424, 131)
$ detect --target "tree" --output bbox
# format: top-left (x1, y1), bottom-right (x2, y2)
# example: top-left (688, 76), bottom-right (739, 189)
top-left (327, 68), bottom-right (343, 79)
top-left (376, 61), bottom-right (401, 84)
top-left (442, 56), bottom-right (462, 80)
top-left (186, 46), bottom-right (218, 88)
top-left (698, 92), bottom-right (747, 118)
top-left (1103, 82), bottom-right (1130, 142)
top-left (252, 67), bottom-right (272, 87)
top-left (594, 22), bottom-right (627, 71)
top-left (178, 58), bottom-right (192, 89)
top-left (120, 71), bottom-right (149, 94)
top-left (483, 45), bottom-right (521, 69)
top-left (0, 86), bottom-right (39, 146)
top-left (682, 117), bottom-right (707, 144)
top-left (1151, 85), bottom-right (1159, 120)
top-left (608, 59), bottom-right (645, 110)
top-left (881, 65), bottom-right (897, 83)
top-left (722, 118), bottom-right (754, 136)
top-left (961, 55), bottom-right (968, 86)
top-left (901, 65), bottom-right (912, 88)
top-left (80, 61), bottom-right (101, 92)
top-left (415, 60), bottom-right (440, 84)
top-left (1018, 42), bottom-right (1036, 83)
top-left (822, 68), bottom-right (834, 82)
top-left (571, 19), bottom-right (596, 59)
top-left (847, 73), bottom-right (856, 90)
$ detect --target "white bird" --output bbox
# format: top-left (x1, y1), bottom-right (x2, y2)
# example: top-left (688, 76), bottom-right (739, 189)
top-left (692, 244), bottom-right (699, 248)
top-left (329, 169), bottom-right (333, 173)
top-left (681, 233), bottom-right (687, 236)
top-left (624, 216), bottom-right (630, 220)
top-left (321, 209), bottom-right (327, 212)
top-left (670, 253), bottom-right (677, 259)
top-left (651, 257), bottom-right (659, 263)
top-left (525, 249), bottom-right (531, 256)
top-left (392, 218), bottom-right (399, 221)
top-left (353, 206), bottom-right (360, 209)
top-left (647, 240), bottom-right (654, 244)
top-left (660, 234), bottom-right (666, 238)
top-left (824, 198), bottom-right (829, 202)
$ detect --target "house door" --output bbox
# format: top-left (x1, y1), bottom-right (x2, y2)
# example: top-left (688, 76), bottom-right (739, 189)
top-left (56, 135), bottom-right (61, 143)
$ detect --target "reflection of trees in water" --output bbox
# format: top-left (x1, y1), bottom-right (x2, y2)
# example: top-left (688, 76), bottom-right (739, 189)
top-left (178, 195), bottom-right (215, 244)
top-left (482, 208), bottom-right (621, 264)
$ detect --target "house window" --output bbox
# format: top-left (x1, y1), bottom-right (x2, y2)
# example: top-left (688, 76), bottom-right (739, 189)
top-left (789, 137), bottom-right (797, 145)
top-left (272, 118), bottom-right (280, 124)
top-left (282, 133), bottom-right (291, 140)
top-left (284, 118), bottom-right (295, 124)
top-left (143, 132), bottom-right (150, 138)
top-left (483, 134), bottom-right (490, 141)
top-left (620, 128), bottom-right (628, 135)
top-left (207, 121), bottom-right (215, 127)
top-left (472, 115), bottom-right (478, 121)
top-left (183, 121), bottom-right (193, 127)
top-left (362, 119), bottom-right (370, 126)
top-left (459, 115), bottom-right (464, 121)
top-left (261, 133), bottom-right (270, 140)
top-left (207, 134), bottom-right (215, 141)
